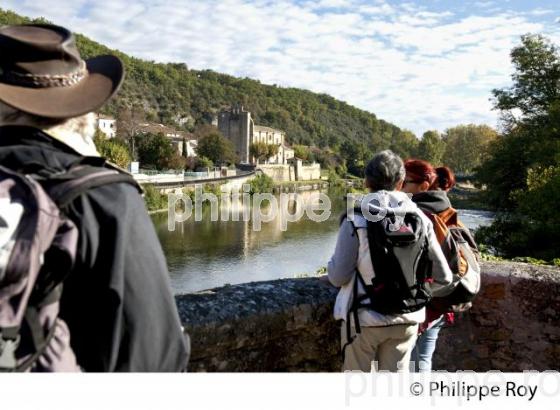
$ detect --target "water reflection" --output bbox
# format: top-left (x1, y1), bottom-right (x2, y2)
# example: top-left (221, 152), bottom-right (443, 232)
top-left (152, 189), bottom-right (494, 294)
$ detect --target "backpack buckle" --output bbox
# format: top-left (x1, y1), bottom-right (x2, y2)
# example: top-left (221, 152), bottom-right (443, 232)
top-left (0, 332), bottom-right (20, 370)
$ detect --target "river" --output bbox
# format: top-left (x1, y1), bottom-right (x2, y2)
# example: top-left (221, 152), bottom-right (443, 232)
top-left (152, 189), bottom-right (495, 294)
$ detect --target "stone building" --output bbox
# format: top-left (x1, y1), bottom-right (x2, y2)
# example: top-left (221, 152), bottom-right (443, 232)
top-left (136, 122), bottom-right (197, 157)
top-left (217, 104), bottom-right (294, 165)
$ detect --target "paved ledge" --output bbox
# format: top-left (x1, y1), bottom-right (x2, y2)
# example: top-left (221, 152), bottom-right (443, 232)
top-left (176, 261), bottom-right (560, 372)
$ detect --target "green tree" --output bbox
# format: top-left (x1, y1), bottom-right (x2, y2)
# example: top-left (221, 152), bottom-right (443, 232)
top-left (249, 141), bottom-right (278, 163)
top-left (249, 173), bottom-right (274, 194)
top-left (196, 132), bottom-right (237, 165)
top-left (93, 130), bottom-right (131, 169)
top-left (390, 130), bottom-right (419, 159)
top-left (475, 34), bottom-right (560, 259)
top-left (492, 34), bottom-right (560, 123)
top-left (340, 140), bottom-right (368, 176)
top-left (197, 156), bottom-right (214, 170)
top-left (136, 132), bottom-right (178, 170)
top-left (416, 130), bottom-right (446, 165)
top-left (266, 143), bottom-right (279, 159)
top-left (442, 124), bottom-right (497, 174)
top-left (292, 144), bottom-right (310, 161)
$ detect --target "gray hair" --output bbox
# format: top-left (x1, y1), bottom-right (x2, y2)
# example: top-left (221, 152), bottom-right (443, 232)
top-left (0, 102), bottom-right (98, 154)
top-left (365, 150), bottom-right (405, 191)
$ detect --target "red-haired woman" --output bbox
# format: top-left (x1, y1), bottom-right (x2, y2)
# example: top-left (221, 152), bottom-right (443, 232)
top-left (402, 159), bottom-right (457, 372)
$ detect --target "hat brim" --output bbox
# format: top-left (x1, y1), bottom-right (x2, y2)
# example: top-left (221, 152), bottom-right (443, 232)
top-left (0, 55), bottom-right (124, 119)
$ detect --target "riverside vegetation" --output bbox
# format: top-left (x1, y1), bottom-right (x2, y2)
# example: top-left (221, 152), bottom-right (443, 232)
top-left (143, 174), bottom-right (275, 212)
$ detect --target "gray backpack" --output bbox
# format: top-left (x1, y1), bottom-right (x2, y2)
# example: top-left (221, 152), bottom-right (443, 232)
top-left (0, 160), bottom-right (139, 371)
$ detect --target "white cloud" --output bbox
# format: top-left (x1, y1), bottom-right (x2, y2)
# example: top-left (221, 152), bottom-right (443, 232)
top-left (529, 8), bottom-right (555, 16)
top-left (2, 0), bottom-right (559, 136)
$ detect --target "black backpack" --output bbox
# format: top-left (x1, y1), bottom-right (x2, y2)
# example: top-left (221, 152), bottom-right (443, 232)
top-left (342, 207), bottom-right (432, 355)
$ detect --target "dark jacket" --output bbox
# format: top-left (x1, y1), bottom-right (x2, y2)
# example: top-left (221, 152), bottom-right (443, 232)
top-left (0, 126), bottom-right (189, 372)
top-left (412, 190), bottom-right (452, 214)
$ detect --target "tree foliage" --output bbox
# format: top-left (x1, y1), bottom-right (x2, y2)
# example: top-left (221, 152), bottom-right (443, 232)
top-left (441, 124), bottom-right (497, 174)
top-left (390, 130), bottom-right (419, 160)
top-left (416, 131), bottom-right (445, 165)
top-left (249, 141), bottom-right (279, 163)
top-left (476, 34), bottom-right (560, 259)
top-left (292, 144), bottom-right (311, 161)
top-left (196, 132), bottom-right (237, 165)
top-left (492, 34), bottom-right (560, 123)
top-left (135, 132), bottom-right (185, 170)
top-left (93, 130), bottom-right (131, 169)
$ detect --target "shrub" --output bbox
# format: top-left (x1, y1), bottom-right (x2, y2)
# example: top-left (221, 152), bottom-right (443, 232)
top-left (249, 173), bottom-right (274, 194)
top-left (143, 184), bottom-right (167, 211)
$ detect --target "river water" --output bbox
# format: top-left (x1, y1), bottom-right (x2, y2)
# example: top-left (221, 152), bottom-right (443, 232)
top-left (152, 189), bottom-right (494, 294)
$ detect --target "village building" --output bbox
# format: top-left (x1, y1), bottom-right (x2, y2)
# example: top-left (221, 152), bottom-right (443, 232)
top-left (136, 122), bottom-right (198, 157)
top-left (97, 114), bottom-right (117, 138)
top-left (217, 104), bottom-right (294, 165)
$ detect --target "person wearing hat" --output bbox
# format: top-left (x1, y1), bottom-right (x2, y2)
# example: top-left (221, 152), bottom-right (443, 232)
top-left (0, 24), bottom-right (189, 371)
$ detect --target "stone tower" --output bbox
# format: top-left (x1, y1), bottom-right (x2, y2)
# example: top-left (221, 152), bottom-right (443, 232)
top-left (217, 104), bottom-right (253, 164)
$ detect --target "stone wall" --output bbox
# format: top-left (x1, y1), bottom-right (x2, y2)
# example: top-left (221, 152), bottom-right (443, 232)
top-left (258, 164), bottom-right (294, 182)
top-left (432, 261), bottom-right (560, 371)
top-left (298, 163), bottom-right (321, 181)
top-left (176, 261), bottom-right (560, 372)
top-left (258, 163), bottom-right (321, 182)
top-left (177, 279), bottom-right (341, 371)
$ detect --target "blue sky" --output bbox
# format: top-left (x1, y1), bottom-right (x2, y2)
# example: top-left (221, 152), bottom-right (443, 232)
top-left (3, 0), bottom-right (559, 136)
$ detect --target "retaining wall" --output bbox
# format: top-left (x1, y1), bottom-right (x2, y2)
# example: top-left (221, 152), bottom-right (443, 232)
top-left (176, 261), bottom-right (560, 372)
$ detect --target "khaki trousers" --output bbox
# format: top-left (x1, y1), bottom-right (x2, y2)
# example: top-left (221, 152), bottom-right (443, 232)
top-left (341, 323), bottom-right (419, 372)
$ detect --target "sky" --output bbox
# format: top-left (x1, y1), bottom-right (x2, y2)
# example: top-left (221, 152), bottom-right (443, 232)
top-left (3, 0), bottom-right (559, 136)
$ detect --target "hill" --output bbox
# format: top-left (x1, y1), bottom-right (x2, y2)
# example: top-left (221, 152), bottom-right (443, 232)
top-left (0, 9), bottom-right (406, 151)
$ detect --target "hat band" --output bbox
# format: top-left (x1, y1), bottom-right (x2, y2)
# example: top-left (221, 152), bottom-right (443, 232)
top-left (0, 61), bottom-right (87, 88)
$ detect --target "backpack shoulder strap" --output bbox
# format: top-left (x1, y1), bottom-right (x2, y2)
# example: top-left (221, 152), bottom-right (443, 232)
top-left (439, 207), bottom-right (459, 226)
top-left (41, 157), bottom-right (142, 209)
top-left (422, 209), bottom-right (449, 244)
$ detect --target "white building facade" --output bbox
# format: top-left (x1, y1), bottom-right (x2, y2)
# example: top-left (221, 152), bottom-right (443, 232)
top-left (97, 115), bottom-right (117, 138)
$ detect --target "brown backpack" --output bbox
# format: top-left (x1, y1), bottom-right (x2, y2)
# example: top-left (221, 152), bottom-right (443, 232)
top-left (423, 208), bottom-right (481, 312)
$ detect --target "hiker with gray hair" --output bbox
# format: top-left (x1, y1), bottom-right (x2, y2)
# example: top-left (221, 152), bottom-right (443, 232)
top-left (0, 24), bottom-right (188, 371)
top-left (328, 150), bottom-right (453, 372)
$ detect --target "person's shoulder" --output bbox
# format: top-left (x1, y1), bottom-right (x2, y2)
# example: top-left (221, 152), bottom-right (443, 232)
top-left (343, 213), bottom-right (367, 229)
top-left (81, 180), bottom-right (146, 218)
top-left (414, 207), bottom-right (433, 230)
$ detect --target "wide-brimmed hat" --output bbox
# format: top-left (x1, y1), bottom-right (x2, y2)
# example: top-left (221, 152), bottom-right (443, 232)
top-left (0, 24), bottom-right (124, 119)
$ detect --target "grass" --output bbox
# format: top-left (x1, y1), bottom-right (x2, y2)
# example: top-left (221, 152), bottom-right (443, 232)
top-left (479, 244), bottom-right (560, 266)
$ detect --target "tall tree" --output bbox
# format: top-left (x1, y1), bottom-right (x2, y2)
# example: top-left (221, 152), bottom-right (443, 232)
top-left (196, 132), bottom-right (238, 165)
top-left (492, 34), bottom-right (560, 125)
top-left (249, 141), bottom-right (278, 164)
top-left (416, 130), bottom-right (446, 165)
top-left (391, 129), bottom-right (419, 160)
top-left (442, 124), bottom-right (497, 174)
top-left (136, 132), bottom-right (184, 170)
top-left (476, 34), bottom-right (560, 259)
top-left (116, 104), bottom-right (146, 160)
